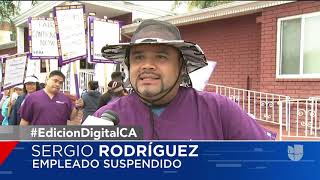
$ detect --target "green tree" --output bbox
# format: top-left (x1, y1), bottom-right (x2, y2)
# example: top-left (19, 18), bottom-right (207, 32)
top-left (0, 1), bottom-right (19, 23)
top-left (172, 1), bottom-right (232, 11)
top-left (0, 1), bottom-right (38, 40)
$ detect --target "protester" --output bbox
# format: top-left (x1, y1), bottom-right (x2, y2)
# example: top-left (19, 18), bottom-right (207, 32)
top-left (10, 85), bottom-right (23, 105)
top-left (1, 89), bottom-right (13, 126)
top-left (0, 90), bottom-right (9, 125)
top-left (94, 19), bottom-right (276, 140)
top-left (39, 82), bottom-right (45, 89)
top-left (111, 71), bottom-right (124, 83)
top-left (81, 80), bottom-right (101, 121)
top-left (97, 80), bottom-right (128, 109)
top-left (19, 70), bottom-right (84, 125)
top-left (9, 75), bottom-right (41, 125)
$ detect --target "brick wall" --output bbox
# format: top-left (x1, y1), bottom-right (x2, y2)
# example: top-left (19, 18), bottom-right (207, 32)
top-left (110, 13), bottom-right (132, 26)
top-left (178, 1), bottom-right (320, 99)
top-left (260, 1), bottom-right (320, 98)
top-left (0, 47), bottom-right (17, 56)
top-left (0, 22), bottom-right (12, 31)
top-left (179, 14), bottom-right (261, 91)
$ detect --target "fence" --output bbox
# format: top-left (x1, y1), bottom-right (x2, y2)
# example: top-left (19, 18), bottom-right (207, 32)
top-left (62, 71), bottom-right (105, 94)
top-left (207, 84), bottom-right (290, 125)
top-left (279, 97), bottom-right (320, 139)
top-left (208, 84), bottom-right (320, 140)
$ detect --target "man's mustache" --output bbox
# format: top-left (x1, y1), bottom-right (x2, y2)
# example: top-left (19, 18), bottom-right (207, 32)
top-left (138, 71), bottom-right (161, 79)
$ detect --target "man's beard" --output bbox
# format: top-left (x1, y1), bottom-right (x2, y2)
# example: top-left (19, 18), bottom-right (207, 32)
top-left (130, 69), bottom-right (180, 103)
top-left (134, 78), bottom-right (167, 98)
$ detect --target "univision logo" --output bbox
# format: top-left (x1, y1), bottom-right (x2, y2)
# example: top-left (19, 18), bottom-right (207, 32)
top-left (288, 144), bottom-right (303, 161)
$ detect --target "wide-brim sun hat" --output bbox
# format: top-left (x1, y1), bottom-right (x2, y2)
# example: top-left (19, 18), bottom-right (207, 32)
top-left (101, 19), bottom-right (208, 74)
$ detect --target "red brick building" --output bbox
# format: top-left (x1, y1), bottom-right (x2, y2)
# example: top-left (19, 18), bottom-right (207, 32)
top-left (122, 1), bottom-right (320, 99)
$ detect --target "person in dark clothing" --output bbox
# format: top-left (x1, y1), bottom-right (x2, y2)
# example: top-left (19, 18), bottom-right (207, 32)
top-left (98, 80), bottom-right (128, 109)
top-left (39, 83), bottom-right (46, 89)
top-left (111, 71), bottom-right (124, 83)
top-left (9, 75), bottom-right (41, 125)
top-left (81, 81), bottom-right (101, 122)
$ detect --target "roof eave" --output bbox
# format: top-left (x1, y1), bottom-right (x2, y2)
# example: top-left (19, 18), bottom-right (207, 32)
top-left (13, 1), bottom-right (64, 26)
top-left (13, 1), bottom-right (174, 27)
top-left (122, 1), bottom-right (295, 35)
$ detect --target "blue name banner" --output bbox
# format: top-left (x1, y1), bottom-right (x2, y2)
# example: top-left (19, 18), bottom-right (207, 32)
top-left (0, 141), bottom-right (319, 179)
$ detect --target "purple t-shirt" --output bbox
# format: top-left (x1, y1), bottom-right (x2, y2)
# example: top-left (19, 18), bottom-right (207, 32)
top-left (20, 90), bottom-right (74, 125)
top-left (93, 87), bottom-right (275, 140)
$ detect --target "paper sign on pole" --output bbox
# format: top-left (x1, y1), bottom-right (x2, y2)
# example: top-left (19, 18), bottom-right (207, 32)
top-left (87, 16), bottom-right (120, 63)
top-left (28, 17), bottom-right (59, 59)
top-left (54, 5), bottom-right (87, 66)
top-left (189, 61), bottom-right (217, 91)
top-left (2, 54), bottom-right (28, 90)
top-left (25, 58), bottom-right (38, 77)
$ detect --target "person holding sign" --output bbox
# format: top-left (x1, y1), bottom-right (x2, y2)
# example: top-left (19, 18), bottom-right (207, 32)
top-left (111, 71), bottom-right (125, 83)
top-left (10, 85), bottom-right (24, 106)
top-left (94, 19), bottom-right (276, 140)
top-left (98, 80), bottom-right (128, 109)
top-left (19, 70), bottom-right (84, 125)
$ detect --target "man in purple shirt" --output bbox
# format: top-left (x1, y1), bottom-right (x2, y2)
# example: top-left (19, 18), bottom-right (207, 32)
top-left (94, 19), bottom-right (276, 140)
top-left (19, 70), bottom-right (84, 125)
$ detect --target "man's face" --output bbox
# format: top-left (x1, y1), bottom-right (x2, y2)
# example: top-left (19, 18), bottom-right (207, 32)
top-left (45, 75), bottom-right (64, 94)
top-left (25, 82), bottom-right (37, 94)
top-left (129, 44), bottom-right (181, 100)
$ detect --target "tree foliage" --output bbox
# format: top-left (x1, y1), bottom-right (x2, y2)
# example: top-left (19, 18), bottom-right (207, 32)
top-left (0, 1), bottom-right (38, 40)
top-left (173, 1), bottom-right (232, 11)
top-left (0, 1), bottom-right (19, 22)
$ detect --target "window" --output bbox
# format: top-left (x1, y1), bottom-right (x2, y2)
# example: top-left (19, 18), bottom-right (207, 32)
top-left (40, 60), bottom-right (47, 73)
top-left (277, 12), bottom-right (320, 78)
top-left (80, 58), bottom-right (95, 70)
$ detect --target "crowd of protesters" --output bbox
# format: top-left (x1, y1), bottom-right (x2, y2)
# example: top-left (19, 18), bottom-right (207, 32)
top-left (0, 70), bottom-right (128, 126)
